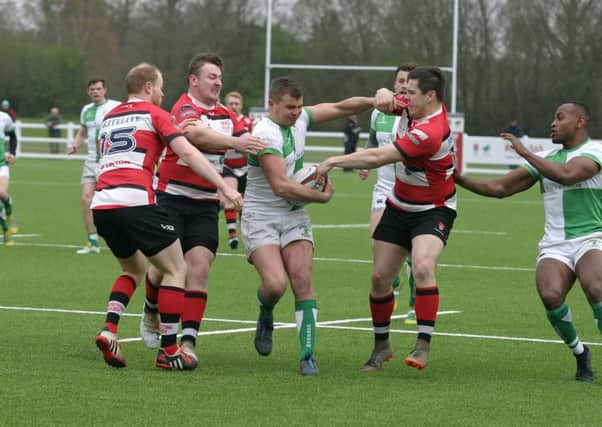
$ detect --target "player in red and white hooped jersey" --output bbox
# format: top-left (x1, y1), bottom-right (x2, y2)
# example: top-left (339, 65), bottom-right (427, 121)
top-left (317, 66), bottom-right (456, 373)
top-left (222, 90), bottom-right (253, 249)
top-left (140, 53), bottom-right (265, 360)
top-left (91, 62), bottom-right (242, 371)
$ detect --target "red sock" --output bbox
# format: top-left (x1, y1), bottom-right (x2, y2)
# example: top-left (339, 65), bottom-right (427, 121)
top-left (144, 273), bottom-right (159, 312)
top-left (225, 208), bottom-right (237, 237)
top-left (414, 285), bottom-right (439, 343)
top-left (369, 291), bottom-right (395, 341)
top-left (104, 275), bottom-right (137, 333)
top-left (158, 286), bottom-right (185, 354)
top-left (181, 291), bottom-right (208, 346)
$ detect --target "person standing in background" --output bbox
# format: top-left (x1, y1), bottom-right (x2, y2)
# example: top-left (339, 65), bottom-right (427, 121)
top-left (342, 114), bottom-right (361, 172)
top-left (223, 91), bottom-right (254, 250)
top-left (67, 78), bottom-right (121, 254)
top-left (44, 106), bottom-right (62, 154)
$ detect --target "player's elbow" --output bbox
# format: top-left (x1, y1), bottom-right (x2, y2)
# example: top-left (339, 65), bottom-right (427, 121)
top-left (270, 180), bottom-right (289, 198)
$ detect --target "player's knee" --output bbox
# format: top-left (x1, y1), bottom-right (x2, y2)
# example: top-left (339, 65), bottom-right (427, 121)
top-left (539, 288), bottom-right (564, 309)
top-left (289, 271), bottom-right (312, 293)
top-left (371, 270), bottom-right (391, 291)
top-left (263, 274), bottom-right (287, 296)
top-left (410, 258), bottom-right (435, 284)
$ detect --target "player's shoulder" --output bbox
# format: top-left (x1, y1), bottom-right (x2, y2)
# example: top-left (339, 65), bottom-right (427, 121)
top-left (0, 110), bottom-right (12, 122)
top-left (252, 116), bottom-right (279, 136)
top-left (411, 108), bottom-right (448, 139)
top-left (80, 102), bottom-right (95, 113)
top-left (172, 94), bottom-right (197, 119)
top-left (106, 99), bottom-right (121, 108)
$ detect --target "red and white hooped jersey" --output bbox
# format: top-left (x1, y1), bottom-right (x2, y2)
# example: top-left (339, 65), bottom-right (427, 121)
top-left (224, 114), bottom-right (253, 169)
top-left (388, 104), bottom-right (456, 212)
top-left (91, 100), bottom-right (183, 210)
top-left (155, 93), bottom-right (247, 200)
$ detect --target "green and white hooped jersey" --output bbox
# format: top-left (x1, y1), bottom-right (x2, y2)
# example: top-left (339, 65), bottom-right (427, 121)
top-left (523, 139), bottom-right (602, 244)
top-left (0, 111), bottom-right (15, 167)
top-left (80, 99), bottom-right (121, 162)
top-left (244, 108), bottom-right (313, 214)
top-left (370, 108), bottom-right (410, 191)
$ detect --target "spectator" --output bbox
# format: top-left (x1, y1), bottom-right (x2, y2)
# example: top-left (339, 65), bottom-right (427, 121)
top-left (1, 99), bottom-right (17, 121)
top-left (342, 114), bottom-right (361, 172)
top-left (504, 119), bottom-right (525, 138)
top-left (44, 107), bottom-right (62, 154)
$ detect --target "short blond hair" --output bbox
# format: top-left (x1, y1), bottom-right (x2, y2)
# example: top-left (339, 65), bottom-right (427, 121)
top-left (126, 62), bottom-right (161, 95)
top-left (225, 91), bottom-right (243, 104)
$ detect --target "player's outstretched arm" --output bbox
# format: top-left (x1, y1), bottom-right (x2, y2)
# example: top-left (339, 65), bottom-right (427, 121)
top-left (182, 119), bottom-right (265, 154)
top-left (501, 132), bottom-right (600, 186)
top-left (309, 96), bottom-right (375, 124)
top-left (454, 167), bottom-right (535, 198)
top-left (317, 144), bottom-right (401, 179)
top-left (170, 135), bottom-right (243, 210)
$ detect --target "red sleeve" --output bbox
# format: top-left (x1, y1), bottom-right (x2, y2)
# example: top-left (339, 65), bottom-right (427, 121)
top-left (391, 94), bottom-right (409, 115)
top-left (153, 107), bottom-right (184, 145)
top-left (171, 98), bottom-right (198, 124)
top-left (394, 123), bottom-right (441, 159)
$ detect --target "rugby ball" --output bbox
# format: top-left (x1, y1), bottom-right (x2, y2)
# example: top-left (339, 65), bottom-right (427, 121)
top-left (291, 165), bottom-right (327, 192)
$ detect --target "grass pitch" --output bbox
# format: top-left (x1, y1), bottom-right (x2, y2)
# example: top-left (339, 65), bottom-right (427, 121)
top-left (1, 158), bottom-right (600, 426)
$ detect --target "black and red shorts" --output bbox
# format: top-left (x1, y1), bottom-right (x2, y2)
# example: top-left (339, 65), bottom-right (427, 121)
top-left (373, 205), bottom-right (456, 252)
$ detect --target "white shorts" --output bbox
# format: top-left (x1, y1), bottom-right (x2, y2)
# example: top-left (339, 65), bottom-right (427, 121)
top-left (371, 185), bottom-right (392, 211)
top-left (241, 209), bottom-right (314, 259)
top-left (0, 165), bottom-right (9, 178)
top-left (81, 159), bottom-right (98, 185)
top-left (537, 232), bottom-right (602, 272)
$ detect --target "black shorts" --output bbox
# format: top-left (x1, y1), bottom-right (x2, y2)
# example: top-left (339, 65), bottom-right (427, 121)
top-left (222, 166), bottom-right (247, 194)
top-left (93, 205), bottom-right (178, 258)
top-left (373, 205), bottom-right (456, 252)
top-left (156, 192), bottom-right (219, 254)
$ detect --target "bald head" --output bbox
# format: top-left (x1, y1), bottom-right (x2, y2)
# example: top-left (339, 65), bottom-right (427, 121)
top-left (551, 102), bottom-right (590, 145)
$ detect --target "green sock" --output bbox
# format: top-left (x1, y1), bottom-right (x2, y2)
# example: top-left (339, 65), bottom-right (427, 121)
top-left (406, 259), bottom-right (415, 307)
top-left (257, 289), bottom-right (275, 323)
top-left (295, 299), bottom-right (317, 360)
top-left (591, 302), bottom-right (602, 335)
top-left (546, 303), bottom-right (582, 353)
top-left (2, 196), bottom-right (12, 216)
top-left (0, 205), bottom-right (7, 231)
top-left (391, 276), bottom-right (401, 290)
top-left (88, 232), bottom-right (99, 247)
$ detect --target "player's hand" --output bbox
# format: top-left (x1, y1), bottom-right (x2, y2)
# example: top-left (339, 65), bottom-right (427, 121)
top-left (180, 118), bottom-right (205, 130)
top-left (320, 180), bottom-right (335, 202)
top-left (500, 132), bottom-right (528, 157)
top-left (358, 169), bottom-right (369, 180)
top-left (235, 133), bottom-right (266, 155)
top-left (316, 159), bottom-right (334, 181)
top-left (222, 186), bottom-right (243, 211)
top-left (6, 154), bottom-right (16, 164)
top-left (374, 88), bottom-right (395, 114)
top-left (67, 145), bottom-right (77, 155)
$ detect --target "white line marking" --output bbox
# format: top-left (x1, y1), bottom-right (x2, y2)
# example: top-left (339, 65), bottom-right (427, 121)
top-left (4, 303), bottom-right (596, 347)
top-left (13, 233), bottom-right (41, 238)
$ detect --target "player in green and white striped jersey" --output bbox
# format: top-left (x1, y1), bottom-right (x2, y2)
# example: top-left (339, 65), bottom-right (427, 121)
top-left (67, 78), bottom-right (120, 254)
top-left (242, 76), bottom-right (376, 375)
top-left (0, 110), bottom-right (17, 245)
top-left (456, 102), bottom-right (602, 381)
top-left (360, 64), bottom-right (417, 324)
